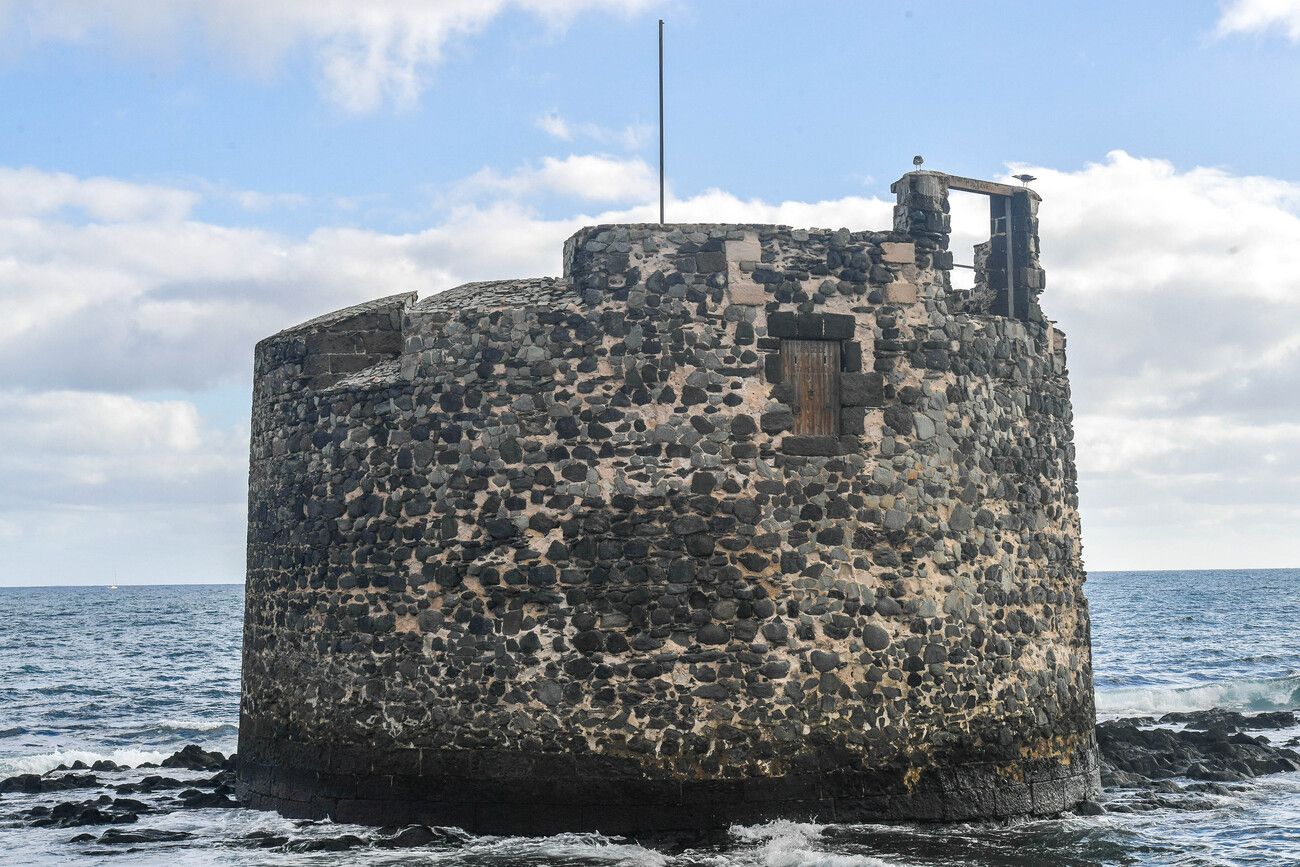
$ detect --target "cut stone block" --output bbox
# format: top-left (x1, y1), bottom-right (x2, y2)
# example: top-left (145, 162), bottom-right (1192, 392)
top-left (880, 242), bottom-right (915, 264)
top-left (725, 237), bottom-right (762, 263)
top-left (728, 281), bottom-right (767, 306)
top-left (882, 282), bottom-right (917, 304)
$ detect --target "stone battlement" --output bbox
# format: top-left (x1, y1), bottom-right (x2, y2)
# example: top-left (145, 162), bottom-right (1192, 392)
top-left (237, 171), bottom-right (1097, 833)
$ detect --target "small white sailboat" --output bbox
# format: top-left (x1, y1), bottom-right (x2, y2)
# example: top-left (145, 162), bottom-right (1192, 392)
top-left (109, 570), bottom-right (118, 591)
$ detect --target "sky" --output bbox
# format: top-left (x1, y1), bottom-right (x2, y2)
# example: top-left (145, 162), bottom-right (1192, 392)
top-left (2, 0), bottom-right (1299, 585)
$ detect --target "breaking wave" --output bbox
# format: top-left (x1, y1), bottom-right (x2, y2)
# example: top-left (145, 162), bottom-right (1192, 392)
top-left (1095, 674), bottom-right (1300, 719)
top-left (111, 719), bottom-right (238, 741)
top-left (0, 747), bottom-right (171, 777)
top-left (452, 832), bottom-right (669, 866)
top-left (727, 820), bottom-right (906, 867)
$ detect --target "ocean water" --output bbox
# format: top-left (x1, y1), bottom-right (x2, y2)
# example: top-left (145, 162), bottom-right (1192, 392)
top-left (1, 569), bottom-right (1298, 865)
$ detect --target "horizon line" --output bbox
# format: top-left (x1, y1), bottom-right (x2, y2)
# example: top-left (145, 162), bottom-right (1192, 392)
top-left (2, 565), bottom-right (1300, 590)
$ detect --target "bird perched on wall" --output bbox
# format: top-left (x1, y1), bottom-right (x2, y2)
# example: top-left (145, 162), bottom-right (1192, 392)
top-left (913, 155), bottom-right (924, 168)
top-left (1013, 173), bottom-right (1037, 186)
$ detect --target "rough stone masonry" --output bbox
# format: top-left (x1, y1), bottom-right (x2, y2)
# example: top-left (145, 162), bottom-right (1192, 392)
top-left (237, 170), bottom-right (1099, 834)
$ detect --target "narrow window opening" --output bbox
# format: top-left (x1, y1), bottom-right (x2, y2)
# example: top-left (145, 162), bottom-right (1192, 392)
top-left (781, 339), bottom-right (840, 437)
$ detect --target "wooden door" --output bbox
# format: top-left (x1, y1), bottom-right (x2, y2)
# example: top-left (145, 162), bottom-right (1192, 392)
top-left (781, 339), bottom-right (840, 436)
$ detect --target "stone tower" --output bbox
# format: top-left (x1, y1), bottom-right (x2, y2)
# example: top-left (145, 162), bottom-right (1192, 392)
top-left (237, 171), bottom-right (1098, 833)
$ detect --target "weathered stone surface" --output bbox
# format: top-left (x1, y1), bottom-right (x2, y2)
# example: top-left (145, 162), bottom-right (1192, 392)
top-left (840, 372), bottom-right (884, 407)
top-left (728, 281), bottom-right (766, 305)
top-left (880, 241), bottom-right (915, 264)
top-left (863, 624), bottom-right (890, 651)
top-left (239, 171), bottom-right (1095, 835)
top-left (883, 281), bottom-right (917, 304)
top-left (760, 409), bottom-right (795, 434)
top-left (782, 435), bottom-right (840, 456)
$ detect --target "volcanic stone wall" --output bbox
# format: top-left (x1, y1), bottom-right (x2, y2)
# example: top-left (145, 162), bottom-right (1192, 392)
top-left (238, 171), bottom-right (1099, 833)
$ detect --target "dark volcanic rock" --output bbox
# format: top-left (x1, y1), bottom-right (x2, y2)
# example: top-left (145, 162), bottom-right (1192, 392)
top-left (178, 788), bottom-right (239, 809)
top-left (112, 798), bottom-right (151, 813)
top-left (2, 773), bottom-right (48, 794)
top-left (1157, 709), bottom-right (1298, 732)
top-left (36, 799), bottom-right (138, 828)
top-left (200, 768), bottom-right (237, 788)
top-left (245, 830), bottom-right (291, 848)
top-left (161, 744), bottom-right (227, 771)
top-left (96, 827), bottom-right (193, 845)
top-left (378, 825), bottom-right (470, 848)
top-left (116, 774), bottom-right (187, 795)
top-left (1, 772), bottom-right (98, 794)
top-left (287, 833), bottom-right (369, 852)
top-left (1098, 715), bottom-right (1300, 786)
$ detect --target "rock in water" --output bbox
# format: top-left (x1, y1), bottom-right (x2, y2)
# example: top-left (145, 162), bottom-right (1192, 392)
top-left (379, 825), bottom-right (469, 848)
top-left (0, 772), bottom-right (98, 794)
top-left (178, 789), bottom-right (238, 809)
top-left (96, 828), bottom-right (193, 845)
top-left (161, 745), bottom-right (227, 771)
top-left (287, 834), bottom-right (368, 852)
top-left (1156, 709), bottom-right (1298, 731)
top-left (1098, 716), bottom-right (1300, 785)
top-left (244, 830), bottom-right (290, 848)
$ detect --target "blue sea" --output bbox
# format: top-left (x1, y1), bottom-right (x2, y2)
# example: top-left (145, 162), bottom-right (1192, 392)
top-left (1, 569), bottom-right (1298, 865)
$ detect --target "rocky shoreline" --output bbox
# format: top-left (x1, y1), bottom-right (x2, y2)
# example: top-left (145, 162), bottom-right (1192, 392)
top-left (1081, 708), bottom-right (1300, 816)
top-left (0, 744), bottom-right (478, 853)
top-left (2, 745), bottom-right (237, 840)
top-left (2, 709), bottom-right (1298, 853)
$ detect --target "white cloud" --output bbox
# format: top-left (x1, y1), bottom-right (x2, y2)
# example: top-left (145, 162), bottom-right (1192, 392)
top-left (458, 154), bottom-right (659, 202)
top-left (1218, 0), bottom-right (1300, 40)
top-left (535, 111), bottom-right (652, 150)
top-left (228, 189), bottom-right (311, 212)
top-left (0, 162), bottom-right (892, 393)
top-left (536, 111), bottom-right (574, 139)
top-left (0, 389), bottom-right (245, 509)
top-left (2, 505), bottom-right (245, 586)
top-left (985, 151), bottom-right (1300, 568)
top-left (0, 0), bottom-right (660, 112)
top-left (0, 160), bottom-right (897, 585)
top-left (1, 391), bottom-right (204, 455)
top-left (1003, 151), bottom-right (1300, 422)
top-left (3, 150), bottom-right (1300, 580)
top-left (0, 386), bottom-right (248, 585)
top-left (0, 166), bottom-right (198, 222)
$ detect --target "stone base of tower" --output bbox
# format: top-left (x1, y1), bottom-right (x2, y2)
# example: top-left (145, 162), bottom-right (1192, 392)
top-left (235, 727), bottom-right (1101, 835)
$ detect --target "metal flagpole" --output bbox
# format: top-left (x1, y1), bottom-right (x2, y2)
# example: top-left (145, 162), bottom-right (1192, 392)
top-left (658, 19), bottom-right (665, 225)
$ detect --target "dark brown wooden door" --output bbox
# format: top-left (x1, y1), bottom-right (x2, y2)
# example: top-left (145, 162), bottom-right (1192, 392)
top-left (781, 339), bottom-right (840, 436)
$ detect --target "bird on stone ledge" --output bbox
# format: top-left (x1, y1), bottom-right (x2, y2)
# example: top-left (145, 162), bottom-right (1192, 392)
top-left (913, 155), bottom-right (924, 168)
top-left (1013, 173), bottom-right (1037, 187)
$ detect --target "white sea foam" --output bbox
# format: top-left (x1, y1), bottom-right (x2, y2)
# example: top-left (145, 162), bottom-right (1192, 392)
top-left (449, 831), bottom-right (669, 866)
top-left (0, 747), bottom-right (171, 776)
top-left (729, 819), bottom-right (905, 867)
top-left (1095, 674), bottom-right (1300, 719)
top-left (148, 816), bottom-right (671, 867)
